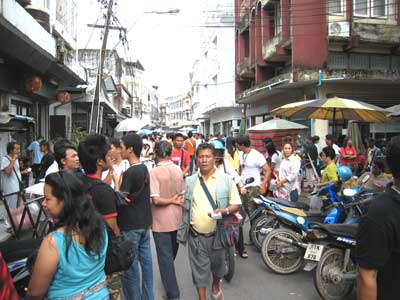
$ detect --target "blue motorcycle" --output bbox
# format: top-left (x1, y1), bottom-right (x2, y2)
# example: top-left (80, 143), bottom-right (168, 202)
top-left (259, 182), bottom-right (365, 274)
top-left (250, 180), bottom-right (359, 252)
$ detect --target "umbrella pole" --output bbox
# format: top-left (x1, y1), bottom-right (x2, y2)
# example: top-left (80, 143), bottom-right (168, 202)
top-left (332, 108), bottom-right (336, 138)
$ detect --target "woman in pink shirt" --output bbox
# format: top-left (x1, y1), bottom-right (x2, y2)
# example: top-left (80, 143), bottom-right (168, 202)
top-left (340, 137), bottom-right (358, 170)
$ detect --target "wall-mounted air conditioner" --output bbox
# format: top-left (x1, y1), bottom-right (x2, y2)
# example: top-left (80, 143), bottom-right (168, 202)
top-left (328, 21), bottom-right (350, 37)
top-left (121, 107), bottom-right (131, 116)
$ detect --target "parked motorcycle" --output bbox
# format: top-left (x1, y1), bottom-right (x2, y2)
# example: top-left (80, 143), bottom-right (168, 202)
top-left (249, 195), bottom-right (309, 251)
top-left (260, 182), bottom-right (367, 274)
top-left (0, 238), bottom-right (41, 296)
top-left (306, 222), bottom-right (359, 300)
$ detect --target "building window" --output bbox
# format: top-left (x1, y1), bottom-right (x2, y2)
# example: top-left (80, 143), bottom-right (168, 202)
top-left (10, 100), bottom-right (31, 116)
top-left (354, 0), bottom-right (387, 17)
top-left (328, 0), bottom-right (344, 15)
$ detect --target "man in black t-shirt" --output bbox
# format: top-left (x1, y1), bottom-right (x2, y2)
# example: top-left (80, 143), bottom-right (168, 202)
top-left (78, 135), bottom-right (121, 300)
top-left (357, 135), bottom-right (400, 300)
top-left (115, 133), bottom-right (153, 300)
top-left (78, 135), bottom-right (120, 235)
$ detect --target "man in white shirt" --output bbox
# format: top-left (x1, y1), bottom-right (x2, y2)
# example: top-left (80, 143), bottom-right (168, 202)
top-left (1, 142), bottom-right (22, 209)
top-left (102, 139), bottom-right (129, 189)
top-left (236, 135), bottom-right (271, 226)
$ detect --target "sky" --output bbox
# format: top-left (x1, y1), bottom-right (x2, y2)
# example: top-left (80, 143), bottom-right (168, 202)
top-left (77, 0), bottom-right (222, 97)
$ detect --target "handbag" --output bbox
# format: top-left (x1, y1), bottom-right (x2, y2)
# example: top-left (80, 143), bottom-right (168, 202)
top-left (104, 227), bottom-right (134, 275)
top-left (198, 177), bottom-right (239, 248)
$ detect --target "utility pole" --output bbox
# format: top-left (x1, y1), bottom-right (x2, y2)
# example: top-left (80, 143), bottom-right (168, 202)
top-left (89, 0), bottom-right (114, 134)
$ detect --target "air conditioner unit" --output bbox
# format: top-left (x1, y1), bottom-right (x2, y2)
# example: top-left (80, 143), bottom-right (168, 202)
top-left (328, 21), bottom-right (350, 37)
top-left (121, 107), bottom-right (131, 116)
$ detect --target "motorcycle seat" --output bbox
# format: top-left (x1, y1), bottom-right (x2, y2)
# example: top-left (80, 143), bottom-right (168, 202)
top-left (305, 212), bottom-right (326, 218)
top-left (269, 197), bottom-right (310, 211)
top-left (0, 238), bottom-right (42, 262)
top-left (310, 223), bottom-right (359, 239)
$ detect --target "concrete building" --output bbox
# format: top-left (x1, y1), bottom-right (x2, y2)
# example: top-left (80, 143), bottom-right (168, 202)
top-left (192, 0), bottom-right (242, 135)
top-left (125, 60), bottom-right (160, 128)
top-left (0, 0), bottom-right (85, 156)
top-left (235, 0), bottom-right (400, 139)
top-left (73, 48), bottom-right (130, 136)
top-left (165, 94), bottom-right (194, 129)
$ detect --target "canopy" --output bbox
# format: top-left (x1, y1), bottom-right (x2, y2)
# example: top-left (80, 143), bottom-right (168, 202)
top-left (248, 118), bottom-right (307, 131)
top-left (115, 118), bottom-right (146, 132)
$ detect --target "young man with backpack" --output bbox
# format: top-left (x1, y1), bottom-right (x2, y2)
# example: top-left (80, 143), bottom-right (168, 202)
top-left (78, 135), bottom-right (122, 300)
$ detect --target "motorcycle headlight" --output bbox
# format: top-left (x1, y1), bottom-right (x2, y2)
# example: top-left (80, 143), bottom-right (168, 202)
top-left (297, 217), bottom-right (305, 225)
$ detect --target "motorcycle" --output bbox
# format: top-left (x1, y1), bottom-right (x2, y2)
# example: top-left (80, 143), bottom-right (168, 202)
top-left (249, 195), bottom-right (309, 251)
top-left (259, 182), bottom-right (367, 274)
top-left (305, 222), bottom-right (359, 300)
top-left (0, 238), bottom-right (42, 296)
top-left (251, 180), bottom-right (354, 253)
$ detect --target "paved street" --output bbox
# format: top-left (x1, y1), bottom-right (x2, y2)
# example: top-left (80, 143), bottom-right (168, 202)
top-left (151, 223), bottom-right (356, 300)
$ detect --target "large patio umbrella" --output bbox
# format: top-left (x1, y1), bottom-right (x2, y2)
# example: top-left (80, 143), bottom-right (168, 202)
top-left (387, 104), bottom-right (400, 119)
top-left (115, 118), bottom-right (146, 132)
top-left (271, 97), bottom-right (390, 135)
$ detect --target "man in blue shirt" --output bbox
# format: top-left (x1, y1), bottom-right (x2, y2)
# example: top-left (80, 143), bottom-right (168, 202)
top-left (27, 136), bottom-right (44, 183)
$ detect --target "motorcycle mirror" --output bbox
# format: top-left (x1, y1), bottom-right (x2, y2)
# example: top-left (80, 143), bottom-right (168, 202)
top-left (245, 177), bottom-right (254, 184)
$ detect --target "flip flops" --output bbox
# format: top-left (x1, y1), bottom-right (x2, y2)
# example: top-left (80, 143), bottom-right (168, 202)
top-left (211, 289), bottom-right (224, 300)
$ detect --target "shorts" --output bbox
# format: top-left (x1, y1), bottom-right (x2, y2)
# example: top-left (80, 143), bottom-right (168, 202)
top-left (187, 233), bottom-right (226, 288)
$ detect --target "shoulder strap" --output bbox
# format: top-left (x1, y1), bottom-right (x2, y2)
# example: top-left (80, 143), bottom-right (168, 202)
top-left (180, 149), bottom-right (184, 168)
top-left (198, 176), bottom-right (218, 210)
top-left (5, 156), bottom-right (22, 185)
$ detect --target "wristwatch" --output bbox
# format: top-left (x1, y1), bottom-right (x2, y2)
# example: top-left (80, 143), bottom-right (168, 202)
top-left (225, 208), bottom-right (230, 215)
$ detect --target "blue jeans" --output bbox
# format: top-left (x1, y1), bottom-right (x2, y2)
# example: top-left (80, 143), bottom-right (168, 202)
top-left (153, 231), bottom-right (180, 300)
top-left (189, 156), bottom-right (195, 175)
top-left (122, 229), bottom-right (154, 300)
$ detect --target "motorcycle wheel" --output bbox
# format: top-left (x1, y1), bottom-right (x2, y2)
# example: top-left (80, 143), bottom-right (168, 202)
top-left (224, 246), bottom-right (235, 282)
top-left (313, 248), bottom-right (355, 300)
top-left (261, 228), bottom-right (303, 274)
top-left (250, 215), bottom-right (278, 251)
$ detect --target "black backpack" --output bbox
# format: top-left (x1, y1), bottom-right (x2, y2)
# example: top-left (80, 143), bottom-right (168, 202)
top-left (86, 179), bottom-right (134, 275)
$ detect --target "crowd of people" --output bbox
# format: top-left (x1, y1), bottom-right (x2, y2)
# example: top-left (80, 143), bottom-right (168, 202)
top-left (0, 130), bottom-right (398, 300)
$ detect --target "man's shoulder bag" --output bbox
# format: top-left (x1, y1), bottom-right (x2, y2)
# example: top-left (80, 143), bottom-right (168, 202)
top-left (198, 177), bottom-right (239, 248)
top-left (104, 227), bottom-right (134, 275)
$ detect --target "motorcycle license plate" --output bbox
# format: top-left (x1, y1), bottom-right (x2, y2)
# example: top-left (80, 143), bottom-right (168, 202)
top-left (304, 244), bottom-right (324, 261)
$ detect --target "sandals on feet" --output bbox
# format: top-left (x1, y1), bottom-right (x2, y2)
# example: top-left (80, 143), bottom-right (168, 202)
top-left (211, 289), bottom-right (224, 300)
top-left (239, 250), bottom-right (249, 259)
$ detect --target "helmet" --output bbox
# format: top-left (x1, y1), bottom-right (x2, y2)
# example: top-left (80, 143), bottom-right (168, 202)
top-left (337, 166), bottom-right (352, 181)
top-left (209, 140), bottom-right (225, 150)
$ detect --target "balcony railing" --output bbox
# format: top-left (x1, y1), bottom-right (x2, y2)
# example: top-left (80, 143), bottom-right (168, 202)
top-left (263, 34), bottom-right (282, 61)
top-left (0, 0), bottom-right (56, 57)
top-left (236, 57), bottom-right (252, 76)
top-left (352, 22), bottom-right (400, 44)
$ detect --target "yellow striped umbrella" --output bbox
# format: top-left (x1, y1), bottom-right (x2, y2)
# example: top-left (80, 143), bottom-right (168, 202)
top-left (271, 97), bottom-right (389, 123)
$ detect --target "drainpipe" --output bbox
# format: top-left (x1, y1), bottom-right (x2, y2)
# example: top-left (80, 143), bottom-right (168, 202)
top-left (311, 70), bottom-right (347, 136)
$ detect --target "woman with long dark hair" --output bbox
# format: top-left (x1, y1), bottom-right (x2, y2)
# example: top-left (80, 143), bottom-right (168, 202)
top-left (27, 171), bottom-right (108, 300)
top-left (225, 137), bottom-right (239, 172)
